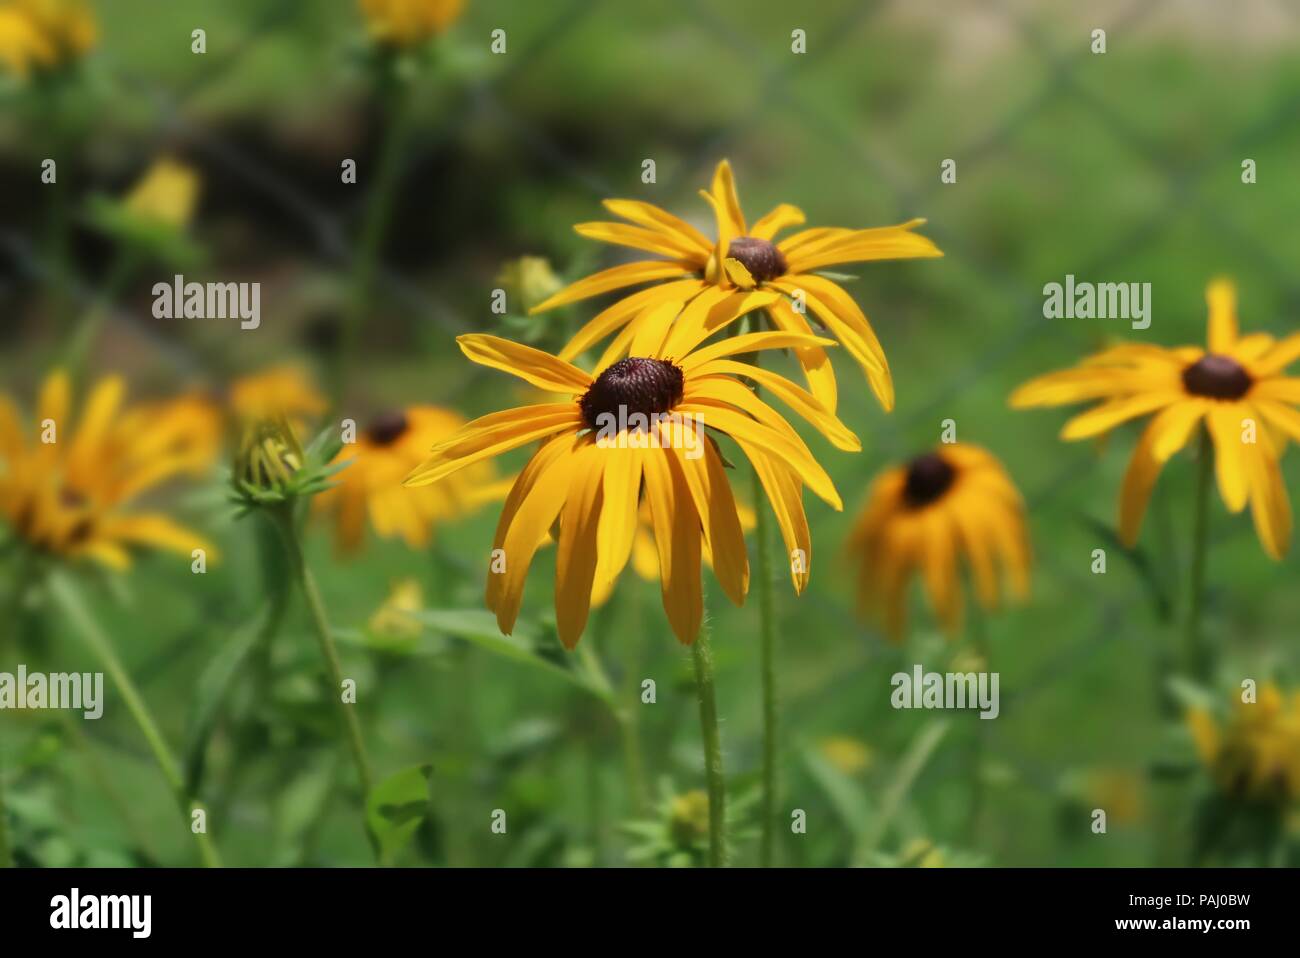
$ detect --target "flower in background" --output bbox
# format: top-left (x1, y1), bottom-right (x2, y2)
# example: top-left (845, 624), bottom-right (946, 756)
top-left (229, 365), bottom-right (327, 437)
top-left (0, 0), bottom-right (96, 79)
top-left (405, 328), bottom-right (856, 648)
top-left (818, 736), bottom-right (874, 775)
top-left (531, 159), bottom-right (942, 413)
top-left (0, 371), bottom-right (220, 569)
top-left (1011, 279), bottom-right (1300, 559)
top-left (1187, 683), bottom-right (1300, 804)
top-left (498, 256), bottom-right (563, 316)
top-left (122, 157), bottom-right (201, 230)
top-left (316, 406), bottom-right (500, 553)
top-left (846, 443), bottom-right (1030, 640)
top-left (358, 0), bottom-right (464, 47)
top-left (368, 578), bottom-right (424, 641)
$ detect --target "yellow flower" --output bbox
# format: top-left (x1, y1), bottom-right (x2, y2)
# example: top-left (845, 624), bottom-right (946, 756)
top-left (0, 0), bottom-right (95, 78)
top-left (368, 578), bottom-right (424, 640)
top-left (358, 0), bottom-right (463, 47)
top-left (818, 736), bottom-right (874, 775)
top-left (1011, 279), bottom-right (1300, 559)
top-left (0, 370), bottom-right (220, 569)
top-left (530, 159), bottom-right (942, 413)
top-left (123, 157), bottom-right (201, 231)
top-left (228, 365), bottom-right (327, 436)
top-left (1187, 683), bottom-right (1300, 803)
top-left (846, 443), bottom-right (1030, 640)
top-left (405, 329), bottom-right (857, 647)
top-left (316, 406), bottom-right (499, 553)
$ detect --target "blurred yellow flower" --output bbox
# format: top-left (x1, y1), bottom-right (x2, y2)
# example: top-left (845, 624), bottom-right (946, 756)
top-left (1084, 768), bottom-right (1145, 825)
top-left (847, 443), bottom-right (1030, 641)
top-left (0, 0), bottom-right (96, 78)
top-left (123, 157), bottom-right (201, 231)
top-left (1188, 683), bottom-right (1300, 803)
top-left (818, 736), bottom-right (874, 775)
top-left (358, 0), bottom-right (463, 47)
top-left (316, 406), bottom-right (499, 553)
top-left (0, 370), bottom-right (220, 569)
top-left (229, 365), bottom-right (327, 435)
top-left (531, 158), bottom-right (942, 413)
top-left (368, 578), bottom-right (424, 640)
top-left (899, 837), bottom-right (945, 868)
top-left (1011, 279), bottom-right (1300, 559)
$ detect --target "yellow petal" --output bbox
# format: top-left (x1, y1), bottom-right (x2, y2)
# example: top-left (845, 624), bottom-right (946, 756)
top-left (1058, 391), bottom-right (1181, 441)
top-left (554, 443), bottom-right (605, 648)
top-left (602, 198), bottom-right (713, 254)
top-left (1206, 278), bottom-right (1238, 353)
top-left (1206, 403), bottom-right (1250, 512)
top-left (767, 296), bottom-right (838, 413)
top-left (529, 259), bottom-right (697, 315)
top-left (642, 446), bottom-right (703, 644)
top-left (574, 221), bottom-right (705, 260)
top-left (749, 203), bottom-right (806, 241)
top-left (559, 280), bottom-right (705, 362)
top-left (457, 335), bottom-right (592, 393)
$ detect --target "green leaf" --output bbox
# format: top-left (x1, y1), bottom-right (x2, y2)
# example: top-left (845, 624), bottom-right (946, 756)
top-left (801, 744), bottom-right (874, 841)
top-left (856, 720), bottom-right (950, 862)
top-left (182, 604), bottom-right (271, 794)
top-left (410, 609), bottom-right (614, 705)
top-left (366, 764), bottom-right (434, 862)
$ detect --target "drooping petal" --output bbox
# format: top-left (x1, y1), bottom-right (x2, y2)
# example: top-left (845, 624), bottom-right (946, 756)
top-left (642, 445), bottom-right (703, 644)
top-left (688, 363), bottom-right (860, 451)
top-left (673, 437), bottom-right (748, 606)
top-left (679, 330), bottom-right (836, 372)
top-left (554, 443), bottom-right (606, 648)
top-left (1206, 403), bottom-right (1250, 512)
top-left (766, 296), bottom-right (838, 413)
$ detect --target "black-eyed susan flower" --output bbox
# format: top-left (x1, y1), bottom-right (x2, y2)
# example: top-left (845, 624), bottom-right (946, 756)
top-left (1187, 683), bottom-right (1300, 804)
top-left (0, 370), bottom-right (220, 569)
top-left (315, 406), bottom-right (502, 552)
top-left (1010, 280), bottom-right (1299, 559)
top-left (0, 0), bottom-right (96, 79)
top-left (358, 0), bottom-right (463, 47)
top-left (846, 443), bottom-right (1030, 640)
top-left (404, 327), bottom-right (857, 648)
top-left (530, 159), bottom-right (942, 413)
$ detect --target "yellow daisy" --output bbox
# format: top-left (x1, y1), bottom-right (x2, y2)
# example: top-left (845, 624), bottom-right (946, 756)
top-left (1187, 683), bottom-right (1300, 803)
top-left (1010, 279), bottom-right (1299, 559)
top-left (847, 443), bottom-right (1030, 640)
top-left (404, 326), bottom-right (858, 648)
top-left (358, 0), bottom-right (463, 47)
top-left (0, 370), bottom-right (220, 569)
top-left (316, 406), bottom-right (500, 553)
top-left (530, 159), bottom-right (942, 413)
top-left (0, 0), bottom-right (95, 78)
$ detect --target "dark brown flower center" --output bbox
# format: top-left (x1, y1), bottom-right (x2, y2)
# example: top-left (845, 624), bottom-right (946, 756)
top-left (726, 236), bottom-right (787, 282)
top-left (1182, 354), bottom-right (1252, 400)
top-left (903, 453), bottom-right (956, 508)
top-left (366, 410), bottom-right (409, 446)
top-left (580, 357), bottom-right (684, 431)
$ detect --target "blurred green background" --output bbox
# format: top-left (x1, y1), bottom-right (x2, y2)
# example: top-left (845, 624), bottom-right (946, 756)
top-left (2, 0), bottom-right (1299, 867)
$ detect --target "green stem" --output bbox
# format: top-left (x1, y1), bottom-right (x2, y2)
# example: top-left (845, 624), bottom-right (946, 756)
top-left (690, 627), bottom-right (726, 867)
top-left (64, 247), bottom-right (142, 383)
top-left (270, 507), bottom-right (375, 803)
top-left (48, 573), bottom-right (221, 867)
top-left (1186, 427), bottom-right (1212, 680)
top-left (334, 67), bottom-right (414, 404)
top-left (966, 597), bottom-right (990, 844)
